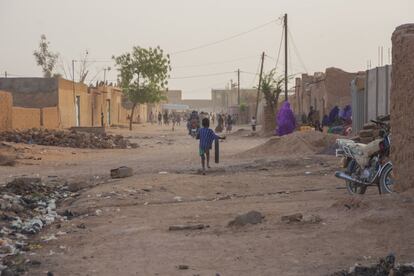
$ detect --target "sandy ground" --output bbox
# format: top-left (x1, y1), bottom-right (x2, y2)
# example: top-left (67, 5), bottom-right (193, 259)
top-left (1, 123), bottom-right (413, 276)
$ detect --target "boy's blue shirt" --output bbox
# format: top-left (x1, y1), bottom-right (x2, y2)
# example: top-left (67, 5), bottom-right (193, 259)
top-left (198, 127), bottom-right (219, 150)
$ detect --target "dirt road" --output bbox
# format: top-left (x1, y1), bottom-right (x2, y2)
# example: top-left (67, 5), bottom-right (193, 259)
top-left (2, 124), bottom-right (413, 276)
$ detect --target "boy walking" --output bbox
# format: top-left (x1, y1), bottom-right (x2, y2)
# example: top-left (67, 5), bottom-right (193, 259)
top-left (197, 118), bottom-right (225, 175)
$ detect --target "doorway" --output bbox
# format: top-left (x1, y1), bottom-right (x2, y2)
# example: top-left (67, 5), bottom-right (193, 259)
top-left (106, 99), bottom-right (111, 126)
top-left (75, 96), bottom-right (81, 127)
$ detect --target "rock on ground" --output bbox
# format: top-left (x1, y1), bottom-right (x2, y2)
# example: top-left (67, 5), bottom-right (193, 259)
top-left (228, 211), bottom-right (264, 227)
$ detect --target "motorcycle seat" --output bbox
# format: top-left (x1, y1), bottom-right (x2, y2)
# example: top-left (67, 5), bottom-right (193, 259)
top-left (337, 138), bottom-right (382, 167)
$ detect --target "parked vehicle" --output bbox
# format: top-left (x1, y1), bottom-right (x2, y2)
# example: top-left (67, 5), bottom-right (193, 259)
top-left (334, 120), bottom-right (393, 194)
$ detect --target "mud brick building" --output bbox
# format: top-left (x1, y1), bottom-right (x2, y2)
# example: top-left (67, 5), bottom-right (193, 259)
top-left (0, 77), bottom-right (148, 130)
top-left (391, 24), bottom-right (414, 191)
top-left (0, 91), bottom-right (13, 131)
top-left (293, 67), bottom-right (358, 120)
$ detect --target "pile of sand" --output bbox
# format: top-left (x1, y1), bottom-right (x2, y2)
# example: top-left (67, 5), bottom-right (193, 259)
top-left (238, 131), bottom-right (339, 157)
top-left (228, 128), bottom-right (259, 137)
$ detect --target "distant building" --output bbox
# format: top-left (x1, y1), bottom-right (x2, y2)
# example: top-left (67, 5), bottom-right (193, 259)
top-left (165, 88), bottom-right (264, 123)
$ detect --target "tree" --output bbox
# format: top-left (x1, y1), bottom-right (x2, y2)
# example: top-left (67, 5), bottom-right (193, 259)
top-left (113, 46), bottom-right (171, 130)
top-left (78, 49), bottom-right (90, 83)
top-left (33, 34), bottom-right (59, 78)
top-left (261, 69), bottom-right (284, 133)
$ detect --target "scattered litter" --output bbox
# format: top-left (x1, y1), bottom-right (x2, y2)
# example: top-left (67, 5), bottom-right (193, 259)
top-left (330, 253), bottom-right (414, 276)
top-left (42, 235), bottom-right (57, 241)
top-left (95, 209), bottom-right (103, 216)
top-left (228, 211), bottom-right (264, 227)
top-left (174, 196), bottom-right (183, 202)
top-left (158, 171), bottom-right (168, 175)
top-left (0, 175), bottom-right (79, 273)
top-left (56, 231), bottom-right (66, 236)
top-left (169, 224), bottom-right (208, 231)
top-left (0, 129), bottom-right (138, 149)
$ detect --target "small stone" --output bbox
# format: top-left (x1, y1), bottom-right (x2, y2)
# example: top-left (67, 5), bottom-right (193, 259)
top-left (178, 265), bottom-right (189, 270)
top-left (228, 211), bottom-right (264, 227)
top-left (110, 167), bottom-right (133, 179)
top-left (281, 213), bottom-right (303, 223)
top-left (29, 260), bottom-right (41, 266)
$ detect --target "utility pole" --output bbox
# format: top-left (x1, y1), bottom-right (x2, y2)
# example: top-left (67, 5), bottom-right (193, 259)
top-left (4, 71), bottom-right (7, 78)
top-left (72, 60), bottom-right (76, 111)
top-left (284, 13), bottom-right (288, 102)
top-left (255, 52), bottom-right (265, 119)
top-left (103, 66), bottom-right (111, 84)
top-left (237, 69), bottom-right (240, 105)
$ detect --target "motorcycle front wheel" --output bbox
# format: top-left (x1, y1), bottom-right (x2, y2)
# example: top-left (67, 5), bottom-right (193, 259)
top-left (345, 160), bottom-right (367, 195)
top-left (379, 164), bottom-right (394, 194)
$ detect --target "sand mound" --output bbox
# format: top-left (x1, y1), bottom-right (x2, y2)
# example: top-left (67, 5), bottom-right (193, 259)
top-left (238, 131), bottom-right (339, 157)
top-left (228, 128), bottom-right (260, 138)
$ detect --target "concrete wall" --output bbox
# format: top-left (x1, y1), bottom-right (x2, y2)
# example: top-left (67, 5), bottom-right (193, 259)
top-left (12, 107), bottom-right (41, 129)
top-left (0, 78), bottom-right (58, 108)
top-left (0, 91), bottom-right (13, 131)
top-left (365, 66), bottom-right (391, 121)
top-left (350, 66), bottom-right (391, 133)
top-left (391, 24), bottom-right (414, 191)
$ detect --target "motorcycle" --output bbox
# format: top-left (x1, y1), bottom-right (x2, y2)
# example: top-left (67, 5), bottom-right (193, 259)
top-left (190, 123), bottom-right (198, 138)
top-left (187, 112), bottom-right (200, 138)
top-left (334, 120), bottom-right (394, 194)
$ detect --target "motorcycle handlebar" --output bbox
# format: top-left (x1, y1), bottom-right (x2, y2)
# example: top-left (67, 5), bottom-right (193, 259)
top-left (370, 119), bottom-right (388, 127)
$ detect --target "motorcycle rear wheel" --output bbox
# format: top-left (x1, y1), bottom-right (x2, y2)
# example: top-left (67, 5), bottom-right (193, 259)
top-left (379, 165), bottom-right (394, 194)
top-left (345, 160), bottom-right (367, 195)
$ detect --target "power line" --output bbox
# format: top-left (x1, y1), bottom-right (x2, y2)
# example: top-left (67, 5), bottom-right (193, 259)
top-left (173, 55), bottom-right (258, 69)
top-left (288, 29), bottom-right (308, 73)
top-left (185, 80), bottom-right (229, 95)
top-left (249, 56), bottom-right (262, 87)
top-left (170, 71), bottom-right (234, 80)
top-left (239, 70), bottom-right (259, 76)
top-left (275, 26), bottom-right (285, 70)
top-left (171, 18), bottom-right (280, 55)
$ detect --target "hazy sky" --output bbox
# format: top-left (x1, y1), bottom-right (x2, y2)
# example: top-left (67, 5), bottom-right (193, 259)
top-left (1, 0), bottom-right (413, 99)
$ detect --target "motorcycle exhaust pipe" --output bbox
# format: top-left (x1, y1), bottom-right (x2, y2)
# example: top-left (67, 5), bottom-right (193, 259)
top-left (335, 171), bottom-right (365, 185)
